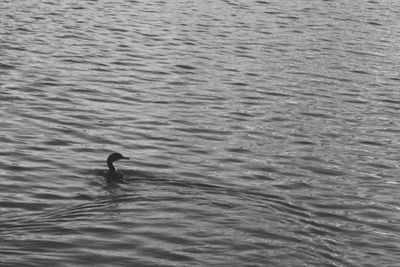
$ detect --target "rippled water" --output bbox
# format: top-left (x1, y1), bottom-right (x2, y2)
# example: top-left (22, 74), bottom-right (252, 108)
top-left (1, 0), bottom-right (400, 266)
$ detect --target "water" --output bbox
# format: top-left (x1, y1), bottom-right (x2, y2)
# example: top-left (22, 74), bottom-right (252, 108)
top-left (1, 0), bottom-right (399, 266)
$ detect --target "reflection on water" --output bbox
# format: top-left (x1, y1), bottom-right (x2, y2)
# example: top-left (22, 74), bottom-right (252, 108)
top-left (1, 0), bottom-right (400, 266)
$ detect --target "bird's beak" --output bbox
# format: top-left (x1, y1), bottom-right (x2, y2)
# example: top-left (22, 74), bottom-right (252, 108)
top-left (122, 156), bottom-right (130, 160)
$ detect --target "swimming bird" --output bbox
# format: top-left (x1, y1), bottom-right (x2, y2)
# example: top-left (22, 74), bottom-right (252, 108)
top-left (104, 152), bottom-right (129, 182)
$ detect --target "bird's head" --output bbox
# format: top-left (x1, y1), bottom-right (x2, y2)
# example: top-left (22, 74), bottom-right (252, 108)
top-left (107, 152), bottom-right (129, 164)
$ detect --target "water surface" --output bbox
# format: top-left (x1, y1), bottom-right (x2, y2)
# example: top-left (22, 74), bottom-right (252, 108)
top-left (1, 0), bottom-right (400, 266)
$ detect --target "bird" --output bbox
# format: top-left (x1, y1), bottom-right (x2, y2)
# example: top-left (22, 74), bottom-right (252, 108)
top-left (104, 152), bottom-right (129, 182)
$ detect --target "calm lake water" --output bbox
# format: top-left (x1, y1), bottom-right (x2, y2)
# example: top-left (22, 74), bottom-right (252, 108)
top-left (1, 0), bottom-right (400, 266)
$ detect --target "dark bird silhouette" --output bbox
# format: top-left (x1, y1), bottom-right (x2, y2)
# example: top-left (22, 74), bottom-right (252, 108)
top-left (104, 152), bottom-right (129, 182)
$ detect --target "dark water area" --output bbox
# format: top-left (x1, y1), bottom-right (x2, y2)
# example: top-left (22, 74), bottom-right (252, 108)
top-left (1, 0), bottom-right (400, 266)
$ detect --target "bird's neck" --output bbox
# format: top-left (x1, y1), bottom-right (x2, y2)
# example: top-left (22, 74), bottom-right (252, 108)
top-left (107, 161), bottom-right (117, 172)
